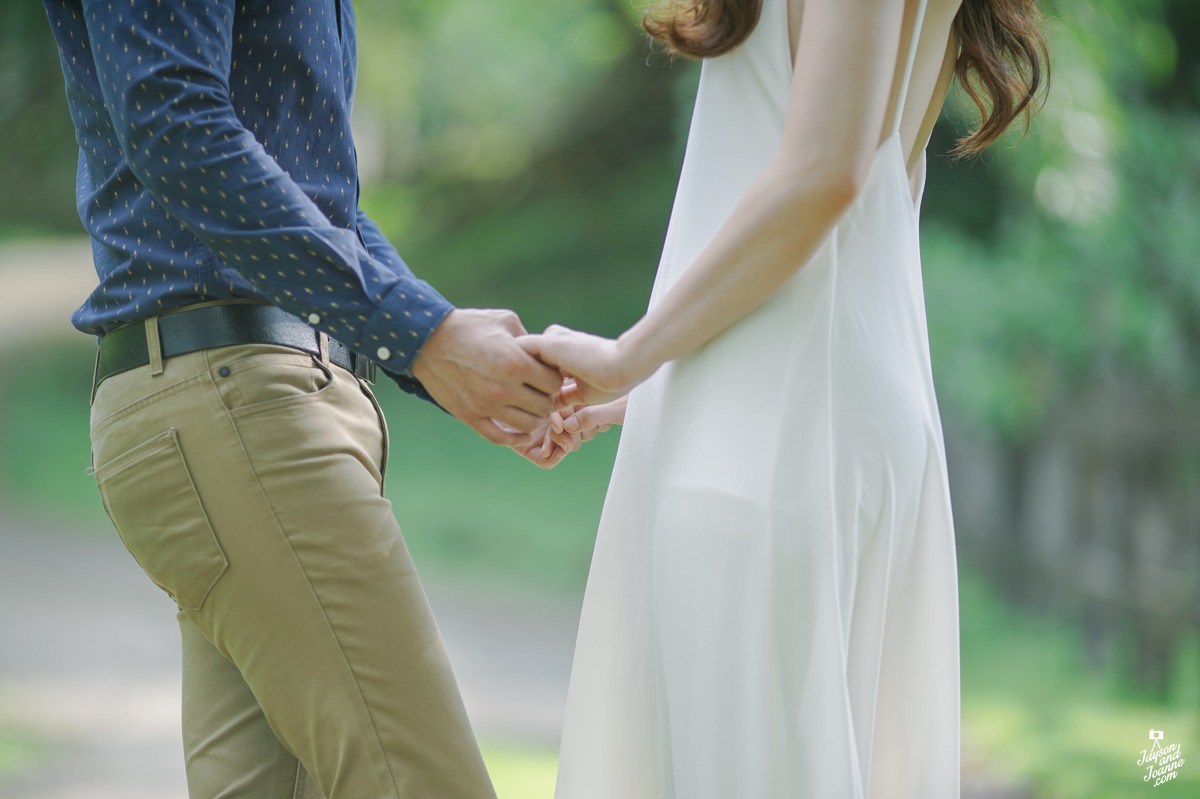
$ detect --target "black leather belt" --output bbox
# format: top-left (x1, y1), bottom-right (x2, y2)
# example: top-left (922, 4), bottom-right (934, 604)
top-left (92, 302), bottom-right (376, 395)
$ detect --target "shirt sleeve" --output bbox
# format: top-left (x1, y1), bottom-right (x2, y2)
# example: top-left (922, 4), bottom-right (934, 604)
top-left (356, 209), bottom-right (449, 403)
top-left (79, 0), bottom-right (449, 376)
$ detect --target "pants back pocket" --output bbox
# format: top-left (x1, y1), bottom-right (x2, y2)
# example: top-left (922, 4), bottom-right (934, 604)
top-left (94, 428), bottom-right (228, 611)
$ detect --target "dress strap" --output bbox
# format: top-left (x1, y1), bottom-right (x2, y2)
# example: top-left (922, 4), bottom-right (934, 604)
top-left (891, 0), bottom-right (930, 135)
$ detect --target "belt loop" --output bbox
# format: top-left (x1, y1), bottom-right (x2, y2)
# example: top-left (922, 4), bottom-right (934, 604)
top-left (317, 331), bottom-right (329, 366)
top-left (90, 344), bottom-right (102, 405)
top-left (146, 316), bottom-right (165, 376)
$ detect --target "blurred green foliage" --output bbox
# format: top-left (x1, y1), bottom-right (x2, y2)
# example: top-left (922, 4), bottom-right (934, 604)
top-left (12, 0), bottom-right (1195, 424)
top-left (924, 0), bottom-right (1200, 437)
top-left (350, 0), bottom-right (689, 337)
top-left (0, 3), bottom-right (83, 235)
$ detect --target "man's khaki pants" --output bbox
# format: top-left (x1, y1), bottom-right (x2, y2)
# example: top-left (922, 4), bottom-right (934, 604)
top-left (88, 337), bottom-right (496, 799)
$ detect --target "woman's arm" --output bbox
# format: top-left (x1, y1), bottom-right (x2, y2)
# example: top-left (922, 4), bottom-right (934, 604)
top-left (522, 0), bottom-right (913, 403)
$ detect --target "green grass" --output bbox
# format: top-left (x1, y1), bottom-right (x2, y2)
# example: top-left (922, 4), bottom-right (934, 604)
top-left (481, 741), bottom-right (558, 799)
top-left (959, 570), bottom-right (1200, 798)
top-left (0, 730), bottom-right (43, 781)
top-left (1, 338), bottom-right (1198, 796)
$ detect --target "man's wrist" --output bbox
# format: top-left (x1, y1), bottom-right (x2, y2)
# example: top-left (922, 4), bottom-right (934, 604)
top-left (409, 308), bottom-right (460, 382)
top-left (362, 282), bottom-right (455, 376)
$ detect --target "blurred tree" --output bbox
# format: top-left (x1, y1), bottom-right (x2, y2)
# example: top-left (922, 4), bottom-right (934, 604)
top-left (922, 0), bottom-right (1200, 698)
top-left (0, 3), bottom-right (83, 236)
top-left (355, 0), bottom-right (692, 335)
top-left (924, 0), bottom-right (1199, 431)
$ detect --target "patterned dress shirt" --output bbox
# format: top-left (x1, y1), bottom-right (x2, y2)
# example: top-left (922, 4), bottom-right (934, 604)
top-left (43, 0), bottom-right (453, 390)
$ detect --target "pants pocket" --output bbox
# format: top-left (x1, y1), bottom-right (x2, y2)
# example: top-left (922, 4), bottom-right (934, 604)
top-left (94, 427), bottom-right (228, 611)
top-left (209, 346), bottom-right (334, 418)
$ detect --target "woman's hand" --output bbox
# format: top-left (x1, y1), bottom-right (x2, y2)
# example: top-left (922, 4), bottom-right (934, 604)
top-left (541, 395), bottom-right (628, 457)
top-left (519, 325), bottom-right (654, 407)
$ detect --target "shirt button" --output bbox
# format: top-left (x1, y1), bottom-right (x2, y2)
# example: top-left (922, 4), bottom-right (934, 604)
top-left (376, 346), bottom-right (392, 361)
top-left (307, 313), bottom-right (321, 325)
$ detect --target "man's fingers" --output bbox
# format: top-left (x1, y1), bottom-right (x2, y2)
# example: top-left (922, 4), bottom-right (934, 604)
top-left (514, 444), bottom-right (564, 470)
top-left (470, 418), bottom-right (528, 447)
top-left (508, 383), bottom-right (558, 418)
top-left (516, 334), bottom-right (561, 372)
top-left (490, 405), bottom-right (548, 436)
top-left (495, 309), bottom-right (528, 336)
top-left (514, 434), bottom-right (570, 469)
top-left (514, 353), bottom-right (566, 398)
top-left (517, 333), bottom-right (544, 358)
top-left (558, 380), bottom-right (588, 408)
top-left (537, 444), bottom-right (569, 469)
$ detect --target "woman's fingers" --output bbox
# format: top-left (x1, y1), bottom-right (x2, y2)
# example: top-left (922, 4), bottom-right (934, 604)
top-left (550, 427), bottom-right (583, 453)
top-left (559, 380), bottom-right (595, 407)
top-left (563, 397), bottom-right (627, 432)
top-left (517, 331), bottom-right (565, 369)
top-left (523, 328), bottom-right (625, 390)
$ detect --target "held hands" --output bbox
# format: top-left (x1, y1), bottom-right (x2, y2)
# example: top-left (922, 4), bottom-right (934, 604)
top-left (411, 309), bottom-right (563, 447)
top-left (518, 324), bottom-right (647, 407)
top-left (411, 313), bottom-right (641, 469)
top-left (517, 324), bottom-right (656, 466)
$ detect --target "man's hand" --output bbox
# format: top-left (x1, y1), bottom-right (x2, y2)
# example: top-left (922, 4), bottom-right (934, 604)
top-left (510, 433), bottom-right (571, 470)
top-left (412, 309), bottom-right (564, 446)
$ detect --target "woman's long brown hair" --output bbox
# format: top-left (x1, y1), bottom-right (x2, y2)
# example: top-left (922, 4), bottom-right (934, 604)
top-left (643, 0), bottom-right (1050, 156)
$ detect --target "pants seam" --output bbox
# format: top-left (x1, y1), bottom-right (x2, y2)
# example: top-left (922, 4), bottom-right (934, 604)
top-left (202, 352), bottom-right (403, 798)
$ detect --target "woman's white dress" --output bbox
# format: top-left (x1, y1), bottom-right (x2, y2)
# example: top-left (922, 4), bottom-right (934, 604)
top-left (554, 0), bottom-right (960, 796)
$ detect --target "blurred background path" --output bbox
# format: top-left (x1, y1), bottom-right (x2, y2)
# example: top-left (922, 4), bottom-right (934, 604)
top-left (0, 240), bottom-right (94, 349)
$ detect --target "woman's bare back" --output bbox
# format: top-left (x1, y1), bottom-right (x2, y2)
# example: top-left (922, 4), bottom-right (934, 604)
top-left (788, 0), bottom-right (962, 178)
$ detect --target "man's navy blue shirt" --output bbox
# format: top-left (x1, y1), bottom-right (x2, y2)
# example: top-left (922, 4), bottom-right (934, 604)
top-left (43, 0), bottom-right (453, 382)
